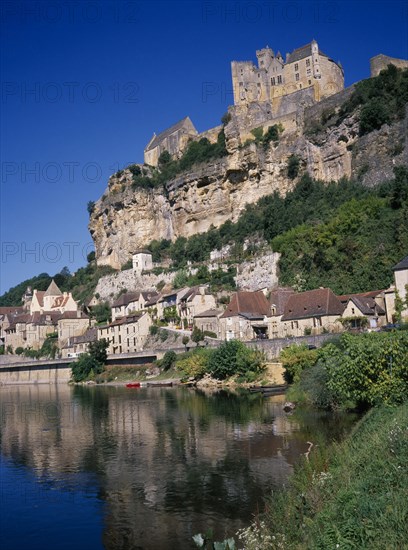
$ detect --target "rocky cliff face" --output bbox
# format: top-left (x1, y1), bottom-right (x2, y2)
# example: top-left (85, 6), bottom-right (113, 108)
top-left (89, 91), bottom-right (407, 268)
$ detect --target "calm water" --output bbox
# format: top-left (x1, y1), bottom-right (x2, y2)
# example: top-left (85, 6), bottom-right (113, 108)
top-left (0, 385), bottom-right (357, 549)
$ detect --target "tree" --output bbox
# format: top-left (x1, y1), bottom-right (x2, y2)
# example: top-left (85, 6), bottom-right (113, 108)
top-left (158, 150), bottom-right (172, 166)
top-left (182, 335), bottom-right (190, 350)
top-left (287, 154), bottom-right (301, 179)
top-left (191, 326), bottom-right (204, 347)
top-left (71, 339), bottom-right (108, 382)
top-left (208, 340), bottom-right (264, 380)
top-left (92, 302), bottom-right (111, 323)
top-left (161, 351), bottom-right (177, 371)
top-left (87, 251), bottom-right (96, 263)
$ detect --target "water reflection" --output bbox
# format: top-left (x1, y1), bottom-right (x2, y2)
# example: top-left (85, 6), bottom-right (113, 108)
top-left (0, 385), bottom-right (357, 549)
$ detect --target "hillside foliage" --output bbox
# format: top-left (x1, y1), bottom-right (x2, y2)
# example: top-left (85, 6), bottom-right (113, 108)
top-left (148, 167), bottom-right (408, 294)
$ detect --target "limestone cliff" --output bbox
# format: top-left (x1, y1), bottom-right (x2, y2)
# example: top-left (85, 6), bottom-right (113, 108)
top-left (89, 89), bottom-right (407, 268)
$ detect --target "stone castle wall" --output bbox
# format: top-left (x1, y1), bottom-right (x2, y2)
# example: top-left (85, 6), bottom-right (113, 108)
top-left (370, 54), bottom-right (408, 77)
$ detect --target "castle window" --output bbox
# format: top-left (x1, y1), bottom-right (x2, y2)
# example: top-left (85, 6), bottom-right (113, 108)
top-left (306, 59), bottom-right (310, 67)
top-left (294, 63), bottom-right (298, 71)
top-left (271, 77), bottom-right (275, 85)
top-left (277, 75), bottom-right (282, 84)
top-left (308, 80), bottom-right (312, 85)
top-left (295, 73), bottom-right (299, 81)
top-left (307, 68), bottom-right (311, 75)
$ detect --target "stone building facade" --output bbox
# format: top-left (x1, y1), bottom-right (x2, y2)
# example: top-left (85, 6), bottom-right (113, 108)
top-left (231, 40), bottom-right (344, 109)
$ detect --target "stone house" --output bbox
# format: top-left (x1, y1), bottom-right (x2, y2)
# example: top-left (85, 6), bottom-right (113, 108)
top-left (268, 287), bottom-right (295, 339)
top-left (132, 250), bottom-right (153, 273)
top-left (280, 288), bottom-right (344, 337)
top-left (97, 312), bottom-right (152, 355)
top-left (111, 291), bottom-right (159, 321)
top-left (219, 291), bottom-right (271, 341)
top-left (178, 285), bottom-right (217, 327)
top-left (28, 280), bottom-right (78, 314)
top-left (0, 307), bottom-right (24, 347)
top-left (338, 291), bottom-right (387, 330)
top-left (193, 309), bottom-right (223, 337)
top-left (57, 312), bottom-right (91, 346)
top-left (393, 255), bottom-right (408, 321)
top-left (61, 328), bottom-right (98, 358)
top-left (144, 116), bottom-right (198, 166)
top-left (156, 288), bottom-right (189, 322)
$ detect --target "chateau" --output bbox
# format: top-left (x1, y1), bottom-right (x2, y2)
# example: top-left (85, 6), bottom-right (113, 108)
top-left (231, 40), bottom-right (344, 106)
top-left (144, 40), bottom-right (344, 166)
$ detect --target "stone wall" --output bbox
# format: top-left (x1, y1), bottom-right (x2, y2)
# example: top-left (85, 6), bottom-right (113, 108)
top-left (246, 333), bottom-right (335, 359)
top-left (370, 54), bottom-right (408, 77)
top-left (94, 268), bottom-right (174, 303)
top-left (0, 361), bottom-right (72, 385)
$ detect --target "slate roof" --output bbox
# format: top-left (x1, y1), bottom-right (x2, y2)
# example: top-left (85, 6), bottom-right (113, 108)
top-left (220, 291), bottom-right (270, 319)
top-left (145, 117), bottom-right (196, 152)
top-left (269, 287), bottom-right (295, 316)
top-left (393, 255), bottom-right (408, 271)
top-left (108, 313), bottom-right (144, 327)
top-left (0, 306), bottom-right (24, 316)
top-left (112, 292), bottom-right (142, 308)
top-left (286, 41), bottom-right (328, 64)
top-left (281, 288), bottom-right (344, 321)
top-left (44, 280), bottom-right (62, 297)
top-left (193, 309), bottom-right (223, 318)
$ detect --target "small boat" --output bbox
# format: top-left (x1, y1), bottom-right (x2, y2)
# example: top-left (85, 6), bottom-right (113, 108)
top-left (126, 382), bottom-right (141, 388)
top-left (249, 384), bottom-right (287, 394)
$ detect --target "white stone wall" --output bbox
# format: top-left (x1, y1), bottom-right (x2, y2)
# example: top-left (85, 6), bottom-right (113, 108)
top-left (235, 252), bottom-right (280, 291)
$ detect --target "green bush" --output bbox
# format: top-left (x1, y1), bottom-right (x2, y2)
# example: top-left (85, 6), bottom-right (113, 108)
top-left (149, 325), bottom-right (159, 336)
top-left (71, 339), bottom-right (108, 382)
top-left (287, 154), bottom-right (301, 179)
top-left (207, 340), bottom-right (265, 380)
top-left (177, 348), bottom-right (213, 379)
top-left (280, 344), bottom-right (318, 384)
top-left (160, 350), bottom-right (177, 371)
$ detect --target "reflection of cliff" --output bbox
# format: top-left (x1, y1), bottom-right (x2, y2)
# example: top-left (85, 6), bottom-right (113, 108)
top-left (0, 386), bottom-right (353, 550)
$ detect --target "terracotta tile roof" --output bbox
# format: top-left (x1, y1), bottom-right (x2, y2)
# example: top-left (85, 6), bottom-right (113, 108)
top-left (339, 293), bottom-right (386, 316)
top-left (393, 255), bottom-right (408, 271)
top-left (220, 291), bottom-right (270, 319)
top-left (0, 306), bottom-right (24, 316)
top-left (33, 291), bottom-right (45, 307)
top-left (108, 313), bottom-right (144, 327)
top-left (269, 287), bottom-right (295, 316)
top-left (281, 288), bottom-right (344, 321)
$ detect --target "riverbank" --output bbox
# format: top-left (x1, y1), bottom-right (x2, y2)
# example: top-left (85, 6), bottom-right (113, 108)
top-left (237, 402), bottom-right (408, 549)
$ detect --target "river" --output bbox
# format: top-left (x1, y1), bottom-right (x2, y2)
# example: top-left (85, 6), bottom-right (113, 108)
top-left (0, 385), bottom-right (357, 549)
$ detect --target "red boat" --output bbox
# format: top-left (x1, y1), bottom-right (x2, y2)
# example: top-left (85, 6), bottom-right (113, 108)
top-left (126, 382), bottom-right (141, 388)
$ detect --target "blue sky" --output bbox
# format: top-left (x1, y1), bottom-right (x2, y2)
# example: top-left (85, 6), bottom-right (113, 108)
top-left (1, 0), bottom-right (407, 294)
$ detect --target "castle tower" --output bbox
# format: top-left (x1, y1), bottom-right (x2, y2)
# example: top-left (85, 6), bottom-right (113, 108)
top-left (311, 39), bottom-right (321, 79)
top-left (256, 47), bottom-right (274, 70)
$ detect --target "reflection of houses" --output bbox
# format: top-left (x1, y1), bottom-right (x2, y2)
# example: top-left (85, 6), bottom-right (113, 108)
top-left (61, 328), bottom-right (98, 358)
top-left (280, 288), bottom-right (344, 337)
top-left (193, 309), bottom-right (223, 336)
top-left (220, 291), bottom-right (271, 340)
top-left (178, 285), bottom-right (217, 326)
top-left (338, 290), bottom-right (386, 329)
top-left (111, 291), bottom-right (158, 321)
top-left (98, 312), bottom-right (152, 354)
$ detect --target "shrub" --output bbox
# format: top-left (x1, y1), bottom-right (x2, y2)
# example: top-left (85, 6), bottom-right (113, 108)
top-left (203, 330), bottom-right (217, 338)
top-left (160, 350), bottom-right (177, 371)
top-left (287, 154), bottom-right (301, 179)
top-left (149, 325), bottom-right (159, 336)
top-left (15, 347), bottom-right (24, 355)
top-left (177, 348), bottom-right (213, 379)
top-left (280, 344), bottom-right (318, 384)
top-left (208, 340), bottom-right (265, 380)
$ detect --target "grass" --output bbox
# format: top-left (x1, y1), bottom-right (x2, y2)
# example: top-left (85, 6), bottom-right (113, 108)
top-left (238, 402), bottom-right (408, 549)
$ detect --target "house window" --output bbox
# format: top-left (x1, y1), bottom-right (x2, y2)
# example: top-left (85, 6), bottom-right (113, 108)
top-left (308, 80), bottom-right (312, 85)
top-left (307, 69), bottom-right (311, 75)
top-left (295, 73), bottom-right (299, 81)
top-left (351, 308), bottom-right (355, 315)
top-left (277, 75), bottom-right (282, 84)
top-left (295, 63), bottom-right (298, 71)
top-left (306, 59), bottom-right (310, 67)
top-left (271, 77), bottom-right (275, 85)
